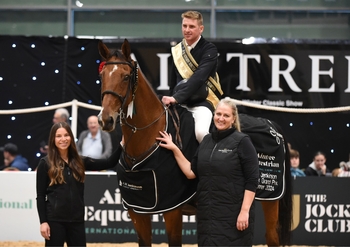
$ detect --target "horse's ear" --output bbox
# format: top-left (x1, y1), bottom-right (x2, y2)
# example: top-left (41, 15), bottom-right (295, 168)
top-left (121, 39), bottom-right (131, 60)
top-left (98, 41), bottom-right (110, 60)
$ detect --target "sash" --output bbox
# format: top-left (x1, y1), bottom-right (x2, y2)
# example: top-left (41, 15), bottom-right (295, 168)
top-left (171, 39), bottom-right (223, 108)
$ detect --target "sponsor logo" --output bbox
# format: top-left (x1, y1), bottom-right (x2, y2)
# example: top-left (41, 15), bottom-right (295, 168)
top-left (0, 198), bottom-right (32, 209)
top-left (85, 188), bottom-right (196, 227)
top-left (304, 194), bottom-right (350, 233)
top-left (292, 194), bottom-right (350, 233)
top-left (218, 148), bottom-right (232, 154)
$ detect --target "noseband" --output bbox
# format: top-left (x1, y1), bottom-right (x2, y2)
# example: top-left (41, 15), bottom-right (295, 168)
top-left (101, 60), bottom-right (138, 110)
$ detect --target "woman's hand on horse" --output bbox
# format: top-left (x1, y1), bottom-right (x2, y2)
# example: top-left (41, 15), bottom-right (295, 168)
top-left (161, 96), bottom-right (177, 106)
top-left (157, 131), bottom-right (176, 150)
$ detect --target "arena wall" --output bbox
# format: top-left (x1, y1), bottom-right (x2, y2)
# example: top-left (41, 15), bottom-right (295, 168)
top-left (0, 172), bottom-right (349, 245)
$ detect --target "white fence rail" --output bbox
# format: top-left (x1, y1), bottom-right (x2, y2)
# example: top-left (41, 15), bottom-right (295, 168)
top-left (1, 98), bottom-right (350, 139)
top-left (0, 99), bottom-right (102, 139)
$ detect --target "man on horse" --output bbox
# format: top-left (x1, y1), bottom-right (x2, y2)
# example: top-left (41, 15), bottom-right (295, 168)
top-left (161, 10), bottom-right (223, 143)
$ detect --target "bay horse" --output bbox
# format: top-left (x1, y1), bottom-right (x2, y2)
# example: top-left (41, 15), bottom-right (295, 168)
top-left (97, 39), bottom-right (292, 246)
top-left (97, 39), bottom-right (198, 247)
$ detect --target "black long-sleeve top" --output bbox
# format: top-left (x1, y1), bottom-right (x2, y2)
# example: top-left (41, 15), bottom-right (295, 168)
top-left (36, 147), bottom-right (121, 224)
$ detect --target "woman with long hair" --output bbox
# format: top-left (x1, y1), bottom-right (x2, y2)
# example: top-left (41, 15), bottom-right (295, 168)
top-left (36, 122), bottom-right (121, 246)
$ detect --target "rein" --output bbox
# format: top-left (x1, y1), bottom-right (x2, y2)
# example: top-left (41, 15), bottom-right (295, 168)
top-left (122, 110), bottom-right (168, 167)
top-left (120, 106), bottom-right (167, 133)
top-left (121, 106), bottom-right (183, 167)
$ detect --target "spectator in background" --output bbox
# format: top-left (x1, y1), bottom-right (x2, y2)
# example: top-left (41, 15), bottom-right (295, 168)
top-left (334, 161), bottom-right (350, 177)
top-left (290, 149), bottom-right (306, 177)
top-left (40, 108), bottom-right (70, 154)
top-left (76, 115), bottom-right (112, 159)
top-left (52, 108), bottom-right (70, 125)
top-left (332, 154), bottom-right (350, 176)
top-left (331, 167), bottom-right (341, 177)
top-left (304, 151), bottom-right (330, 176)
top-left (0, 149), bottom-right (4, 167)
top-left (0, 143), bottom-right (30, 171)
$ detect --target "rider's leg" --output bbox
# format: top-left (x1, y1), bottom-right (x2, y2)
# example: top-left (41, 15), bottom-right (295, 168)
top-left (186, 106), bottom-right (212, 143)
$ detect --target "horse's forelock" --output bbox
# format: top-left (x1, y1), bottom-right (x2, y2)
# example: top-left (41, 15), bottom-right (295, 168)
top-left (110, 49), bottom-right (128, 61)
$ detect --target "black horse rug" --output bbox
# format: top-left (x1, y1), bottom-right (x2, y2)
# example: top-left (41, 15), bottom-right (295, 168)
top-left (117, 105), bottom-right (198, 214)
top-left (240, 113), bottom-right (286, 201)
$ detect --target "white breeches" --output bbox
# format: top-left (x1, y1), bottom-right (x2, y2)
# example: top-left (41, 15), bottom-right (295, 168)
top-left (183, 106), bottom-right (213, 143)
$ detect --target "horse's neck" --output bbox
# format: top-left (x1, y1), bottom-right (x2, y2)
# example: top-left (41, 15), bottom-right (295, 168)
top-left (128, 75), bottom-right (164, 124)
top-left (121, 75), bottom-right (166, 165)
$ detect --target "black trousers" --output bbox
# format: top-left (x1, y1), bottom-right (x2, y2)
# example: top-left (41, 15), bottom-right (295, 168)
top-left (45, 221), bottom-right (86, 247)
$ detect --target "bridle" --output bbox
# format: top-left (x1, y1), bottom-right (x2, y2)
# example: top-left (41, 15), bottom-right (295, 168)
top-left (100, 59), bottom-right (168, 165)
top-left (101, 60), bottom-right (138, 110)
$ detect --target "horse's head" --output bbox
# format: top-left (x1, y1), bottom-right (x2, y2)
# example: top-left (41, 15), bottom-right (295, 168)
top-left (97, 39), bottom-right (137, 131)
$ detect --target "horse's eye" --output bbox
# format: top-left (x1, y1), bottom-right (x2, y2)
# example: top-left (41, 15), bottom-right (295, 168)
top-left (124, 75), bottom-right (130, 81)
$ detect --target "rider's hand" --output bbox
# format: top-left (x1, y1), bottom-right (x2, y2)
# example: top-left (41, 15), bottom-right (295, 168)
top-left (161, 96), bottom-right (177, 105)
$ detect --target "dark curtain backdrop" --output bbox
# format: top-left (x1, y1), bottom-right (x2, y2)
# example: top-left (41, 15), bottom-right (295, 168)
top-left (0, 36), bottom-right (349, 171)
top-left (0, 35), bottom-right (121, 169)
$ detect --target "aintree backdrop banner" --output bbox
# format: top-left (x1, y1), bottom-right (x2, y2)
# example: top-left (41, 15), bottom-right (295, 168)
top-left (102, 38), bottom-right (350, 109)
top-left (0, 36), bottom-right (350, 171)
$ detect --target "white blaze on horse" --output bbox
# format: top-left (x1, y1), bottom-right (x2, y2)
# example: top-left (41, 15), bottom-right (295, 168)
top-left (97, 39), bottom-right (293, 247)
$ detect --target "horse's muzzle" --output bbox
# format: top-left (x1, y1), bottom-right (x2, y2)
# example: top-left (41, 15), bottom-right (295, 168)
top-left (98, 112), bottom-right (115, 132)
